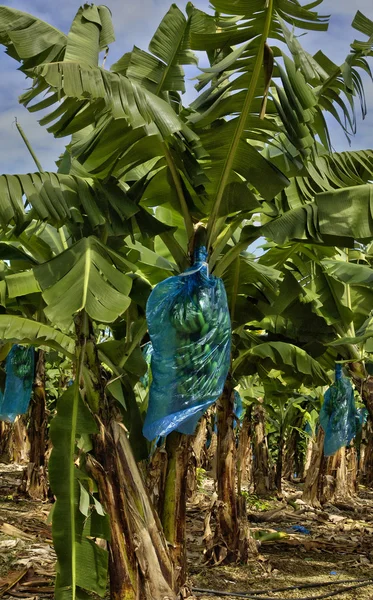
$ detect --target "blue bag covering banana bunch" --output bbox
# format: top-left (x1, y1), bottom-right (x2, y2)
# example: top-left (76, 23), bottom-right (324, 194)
top-left (143, 246), bottom-right (231, 441)
top-left (319, 364), bottom-right (357, 456)
top-left (0, 345), bottom-right (35, 422)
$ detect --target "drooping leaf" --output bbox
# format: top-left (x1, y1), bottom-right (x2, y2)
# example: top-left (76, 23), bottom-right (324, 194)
top-left (112, 4), bottom-right (197, 96)
top-left (64, 4), bottom-right (114, 67)
top-left (0, 315), bottom-right (74, 357)
top-left (322, 259), bottom-right (373, 286)
top-left (49, 384), bottom-right (109, 599)
top-left (233, 341), bottom-right (329, 386)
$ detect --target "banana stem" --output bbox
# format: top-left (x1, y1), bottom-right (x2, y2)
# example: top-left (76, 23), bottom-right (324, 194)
top-left (163, 143), bottom-right (194, 245)
top-left (15, 118), bottom-right (45, 174)
top-left (206, 0), bottom-right (274, 248)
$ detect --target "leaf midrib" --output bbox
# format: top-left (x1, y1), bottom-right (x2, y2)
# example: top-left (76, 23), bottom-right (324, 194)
top-left (81, 240), bottom-right (91, 310)
top-left (154, 16), bottom-right (188, 96)
top-left (206, 0), bottom-right (274, 247)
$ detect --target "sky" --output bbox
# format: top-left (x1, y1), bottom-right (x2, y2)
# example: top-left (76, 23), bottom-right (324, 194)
top-left (0, 0), bottom-right (373, 176)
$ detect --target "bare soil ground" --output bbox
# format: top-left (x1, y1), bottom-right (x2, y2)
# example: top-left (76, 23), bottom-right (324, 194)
top-left (0, 465), bottom-right (372, 599)
top-left (186, 479), bottom-right (373, 599)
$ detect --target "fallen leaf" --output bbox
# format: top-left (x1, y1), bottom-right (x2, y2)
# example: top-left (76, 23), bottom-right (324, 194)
top-left (0, 568), bottom-right (28, 598)
top-left (1, 524), bottom-right (36, 541)
top-left (0, 539), bottom-right (19, 550)
top-left (329, 515), bottom-right (346, 524)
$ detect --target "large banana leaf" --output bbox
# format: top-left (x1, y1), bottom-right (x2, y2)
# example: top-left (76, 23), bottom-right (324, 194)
top-left (34, 237), bottom-right (134, 329)
top-left (0, 6), bottom-right (66, 67)
top-left (260, 183), bottom-right (373, 247)
top-left (111, 4), bottom-right (197, 97)
top-left (322, 259), bottom-right (373, 286)
top-left (233, 341), bottom-right (329, 386)
top-left (187, 2), bottom-right (373, 247)
top-left (49, 383), bottom-right (110, 600)
top-left (109, 4), bottom-right (204, 234)
top-left (260, 244), bottom-right (355, 334)
top-left (5, 270), bottom-right (41, 298)
top-left (64, 4), bottom-right (114, 67)
top-left (186, 0), bottom-right (330, 241)
top-left (0, 172), bottom-right (141, 231)
top-left (30, 61), bottom-right (190, 139)
top-left (0, 315), bottom-right (74, 357)
top-left (273, 149), bottom-right (373, 211)
top-left (222, 254), bottom-right (281, 303)
top-left (0, 4), bottom-right (201, 204)
top-left (278, 15), bottom-right (373, 147)
top-left (0, 4), bottom-right (113, 70)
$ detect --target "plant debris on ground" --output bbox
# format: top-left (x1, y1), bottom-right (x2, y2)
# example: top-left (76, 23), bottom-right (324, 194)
top-left (1, 465), bottom-right (373, 599)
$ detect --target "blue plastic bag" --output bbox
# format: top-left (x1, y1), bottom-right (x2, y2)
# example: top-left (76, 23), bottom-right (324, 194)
top-left (143, 246), bottom-right (231, 440)
top-left (319, 364), bottom-right (356, 456)
top-left (0, 345), bottom-right (35, 422)
top-left (291, 525), bottom-right (311, 535)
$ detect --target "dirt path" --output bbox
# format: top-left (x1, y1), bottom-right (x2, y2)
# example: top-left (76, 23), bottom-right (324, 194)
top-left (0, 465), bottom-right (373, 599)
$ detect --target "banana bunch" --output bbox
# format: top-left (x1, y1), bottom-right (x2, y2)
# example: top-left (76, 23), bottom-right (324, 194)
top-left (325, 383), bottom-right (350, 432)
top-left (11, 346), bottom-right (33, 379)
top-left (170, 289), bottom-right (211, 335)
top-left (169, 286), bottom-right (230, 399)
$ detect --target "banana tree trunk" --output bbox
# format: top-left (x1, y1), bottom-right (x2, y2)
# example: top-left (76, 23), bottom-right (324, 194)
top-left (216, 386), bottom-right (238, 551)
top-left (21, 350), bottom-right (48, 500)
top-left (252, 403), bottom-right (273, 495)
top-left (322, 445), bottom-right (357, 503)
top-left (92, 421), bottom-right (176, 600)
top-left (237, 408), bottom-right (252, 495)
top-left (346, 447), bottom-right (358, 497)
top-left (205, 386), bottom-right (257, 563)
top-left (302, 427), bottom-right (325, 507)
top-left (205, 411), bottom-right (218, 478)
top-left (187, 415), bottom-right (208, 500)
top-left (283, 414), bottom-right (303, 480)
top-left (275, 436), bottom-right (284, 494)
top-left (161, 431), bottom-right (190, 590)
top-left (361, 423), bottom-right (373, 485)
top-left (322, 447), bottom-right (348, 503)
top-left (146, 445), bottom-right (168, 517)
top-left (0, 417), bottom-right (29, 464)
top-left (302, 435), bottom-right (314, 481)
top-left (75, 314), bottom-right (176, 600)
top-left (0, 422), bottom-right (12, 461)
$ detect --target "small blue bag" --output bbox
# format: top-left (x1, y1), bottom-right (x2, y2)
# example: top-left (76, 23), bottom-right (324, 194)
top-left (319, 364), bottom-right (356, 456)
top-left (0, 345), bottom-right (34, 422)
top-left (143, 246), bottom-right (231, 440)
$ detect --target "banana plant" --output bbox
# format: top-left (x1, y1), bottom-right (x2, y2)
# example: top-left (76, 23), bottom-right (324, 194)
top-left (2, 0), bottom-right (373, 594)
